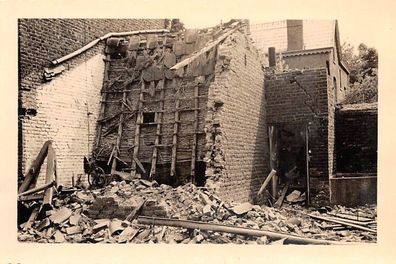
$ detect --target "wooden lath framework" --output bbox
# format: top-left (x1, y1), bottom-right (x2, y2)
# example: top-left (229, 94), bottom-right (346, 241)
top-left (94, 22), bottom-right (243, 182)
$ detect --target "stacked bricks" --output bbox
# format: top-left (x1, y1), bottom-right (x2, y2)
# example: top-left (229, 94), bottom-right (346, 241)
top-left (264, 68), bottom-right (333, 193)
top-left (335, 106), bottom-right (378, 173)
top-left (204, 30), bottom-right (269, 203)
top-left (19, 19), bottom-right (166, 186)
top-left (86, 197), bottom-right (168, 220)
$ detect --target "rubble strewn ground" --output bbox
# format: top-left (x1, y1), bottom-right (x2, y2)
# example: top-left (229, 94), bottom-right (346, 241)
top-left (18, 180), bottom-right (376, 244)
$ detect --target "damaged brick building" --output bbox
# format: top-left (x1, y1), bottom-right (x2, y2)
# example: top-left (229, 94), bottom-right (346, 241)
top-left (19, 19), bottom-right (269, 203)
top-left (18, 18), bottom-right (377, 206)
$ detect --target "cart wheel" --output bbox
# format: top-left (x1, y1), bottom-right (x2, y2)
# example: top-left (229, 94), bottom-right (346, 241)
top-left (88, 166), bottom-right (105, 188)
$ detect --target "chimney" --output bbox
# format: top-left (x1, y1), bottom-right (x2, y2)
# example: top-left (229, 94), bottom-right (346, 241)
top-left (286, 20), bottom-right (303, 51)
top-left (268, 47), bottom-right (276, 67)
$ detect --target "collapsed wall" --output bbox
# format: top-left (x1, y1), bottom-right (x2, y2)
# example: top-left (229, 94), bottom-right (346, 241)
top-left (204, 31), bottom-right (269, 203)
top-left (264, 69), bottom-right (335, 195)
top-left (18, 19), bottom-right (166, 186)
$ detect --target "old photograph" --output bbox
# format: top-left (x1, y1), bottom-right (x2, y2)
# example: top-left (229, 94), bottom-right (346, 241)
top-left (17, 17), bottom-right (378, 245)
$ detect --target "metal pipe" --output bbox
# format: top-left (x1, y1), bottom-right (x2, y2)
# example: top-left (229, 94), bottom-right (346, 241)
top-left (137, 216), bottom-right (347, 245)
top-left (51, 29), bottom-right (170, 65)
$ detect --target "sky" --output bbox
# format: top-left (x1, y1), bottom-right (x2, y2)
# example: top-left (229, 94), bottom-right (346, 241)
top-left (181, 17), bottom-right (379, 51)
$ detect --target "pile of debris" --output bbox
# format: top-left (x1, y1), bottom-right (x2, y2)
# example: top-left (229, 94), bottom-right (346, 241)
top-left (18, 178), bottom-right (377, 244)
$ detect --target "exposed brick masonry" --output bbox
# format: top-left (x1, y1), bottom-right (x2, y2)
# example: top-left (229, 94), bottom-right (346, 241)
top-left (265, 69), bottom-right (334, 182)
top-left (204, 31), bottom-right (269, 203)
top-left (335, 107), bottom-right (378, 173)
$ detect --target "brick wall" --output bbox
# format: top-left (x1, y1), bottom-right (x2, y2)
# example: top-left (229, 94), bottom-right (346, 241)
top-left (19, 19), bottom-right (166, 187)
top-left (265, 69), bottom-right (333, 183)
top-left (20, 53), bottom-right (105, 186)
top-left (335, 107), bottom-right (378, 173)
top-left (204, 31), bottom-right (269, 203)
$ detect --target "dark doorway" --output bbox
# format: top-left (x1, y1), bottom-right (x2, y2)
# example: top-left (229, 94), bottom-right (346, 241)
top-left (269, 122), bottom-right (310, 205)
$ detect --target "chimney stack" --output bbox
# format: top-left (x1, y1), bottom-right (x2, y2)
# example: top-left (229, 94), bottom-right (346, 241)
top-left (268, 47), bottom-right (276, 67)
top-left (286, 20), bottom-right (303, 51)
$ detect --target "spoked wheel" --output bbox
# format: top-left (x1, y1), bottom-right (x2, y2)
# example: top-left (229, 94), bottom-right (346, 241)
top-left (88, 166), bottom-right (106, 188)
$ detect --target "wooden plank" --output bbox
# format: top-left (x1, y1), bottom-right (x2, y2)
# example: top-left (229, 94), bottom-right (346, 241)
top-left (273, 182), bottom-right (290, 208)
top-left (307, 214), bottom-right (376, 234)
top-left (170, 22), bottom-right (243, 70)
top-left (190, 84), bottom-right (199, 183)
top-left (170, 98), bottom-right (180, 176)
top-left (133, 156), bottom-right (147, 174)
top-left (23, 207), bottom-right (39, 231)
top-left (96, 54), bottom-right (111, 148)
top-left (43, 144), bottom-right (56, 205)
top-left (131, 79), bottom-right (145, 177)
top-left (18, 140), bottom-right (52, 194)
top-left (125, 199), bottom-right (146, 222)
top-left (18, 180), bottom-right (55, 198)
top-left (149, 80), bottom-right (165, 178)
top-left (257, 169), bottom-right (277, 196)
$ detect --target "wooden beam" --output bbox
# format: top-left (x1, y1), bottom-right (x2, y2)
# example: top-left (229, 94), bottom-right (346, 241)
top-left (111, 80), bottom-right (129, 173)
top-left (125, 199), bottom-right (146, 222)
top-left (131, 79), bottom-right (145, 177)
top-left (96, 54), bottom-right (111, 148)
top-left (307, 214), bottom-right (376, 234)
top-left (18, 140), bottom-right (52, 194)
top-left (150, 80), bottom-right (165, 178)
top-left (305, 124), bottom-right (310, 206)
top-left (18, 180), bottom-right (55, 198)
top-left (257, 169), bottom-right (277, 196)
top-left (170, 98), bottom-right (180, 177)
top-left (23, 207), bottom-right (39, 231)
top-left (133, 156), bottom-right (147, 174)
top-left (43, 144), bottom-right (56, 206)
top-left (268, 126), bottom-right (278, 200)
top-left (190, 84), bottom-right (200, 183)
top-left (273, 182), bottom-right (290, 208)
top-left (170, 22), bottom-right (243, 71)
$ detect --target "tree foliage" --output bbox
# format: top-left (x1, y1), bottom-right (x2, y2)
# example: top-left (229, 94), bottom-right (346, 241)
top-left (341, 42), bottom-right (378, 104)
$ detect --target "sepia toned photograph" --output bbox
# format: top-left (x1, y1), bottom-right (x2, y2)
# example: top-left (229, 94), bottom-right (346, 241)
top-left (16, 17), bottom-right (379, 245)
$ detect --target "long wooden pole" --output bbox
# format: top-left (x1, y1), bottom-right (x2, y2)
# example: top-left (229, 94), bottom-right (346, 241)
top-left (170, 98), bottom-right (180, 177)
top-left (131, 78), bottom-right (145, 177)
top-left (150, 80), bottom-right (165, 178)
top-left (190, 84), bottom-right (200, 183)
top-left (43, 144), bottom-right (56, 205)
top-left (305, 124), bottom-right (310, 206)
top-left (137, 216), bottom-right (346, 245)
top-left (96, 55), bottom-right (111, 148)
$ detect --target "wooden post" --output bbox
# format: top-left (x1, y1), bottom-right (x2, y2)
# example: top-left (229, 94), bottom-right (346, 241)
top-left (43, 144), bottom-right (56, 206)
top-left (18, 140), bottom-right (52, 194)
top-left (150, 80), bottom-right (165, 178)
top-left (305, 124), bottom-right (310, 207)
top-left (96, 55), bottom-right (111, 148)
top-left (257, 169), bottom-right (277, 196)
top-left (268, 126), bottom-right (278, 199)
top-left (190, 84), bottom-right (199, 183)
top-left (131, 79), bottom-right (145, 177)
top-left (111, 87), bottom-right (128, 173)
top-left (171, 98), bottom-right (180, 177)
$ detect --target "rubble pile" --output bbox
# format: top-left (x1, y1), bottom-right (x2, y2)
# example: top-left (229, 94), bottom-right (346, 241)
top-left (18, 180), bottom-right (377, 244)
